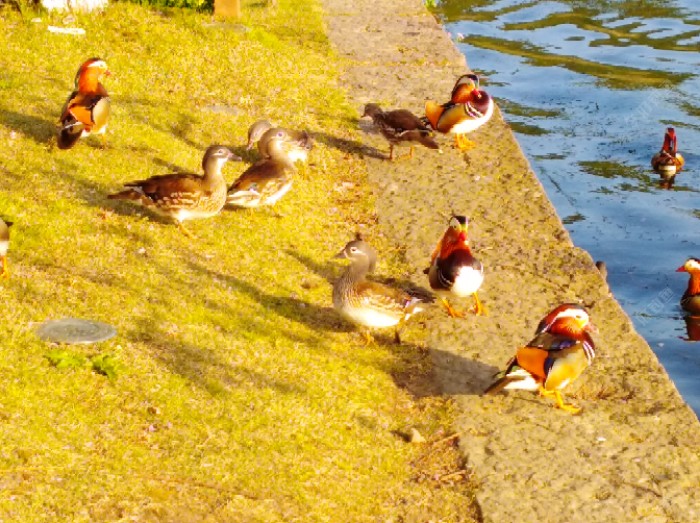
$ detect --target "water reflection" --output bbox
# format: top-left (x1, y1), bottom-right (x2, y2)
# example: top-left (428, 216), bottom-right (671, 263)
top-left (433, 0), bottom-right (700, 415)
top-left (683, 315), bottom-right (700, 341)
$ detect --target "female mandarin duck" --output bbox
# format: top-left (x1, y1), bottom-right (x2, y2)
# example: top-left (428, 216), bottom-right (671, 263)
top-left (333, 237), bottom-right (423, 344)
top-left (651, 127), bottom-right (684, 177)
top-left (0, 217), bottom-right (12, 279)
top-left (361, 103), bottom-right (439, 161)
top-left (58, 58), bottom-right (111, 150)
top-left (424, 73), bottom-right (494, 150)
top-left (425, 215), bottom-right (485, 317)
top-left (485, 303), bottom-right (596, 414)
top-left (227, 128), bottom-right (311, 208)
top-left (108, 146), bottom-right (240, 237)
top-left (676, 258), bottom-right (700, 315)
top-left (245, 120), bottom-right (313, 164)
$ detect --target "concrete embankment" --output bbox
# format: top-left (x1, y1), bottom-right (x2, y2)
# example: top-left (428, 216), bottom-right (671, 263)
top-left (321, 0), bottom-right (700, 521)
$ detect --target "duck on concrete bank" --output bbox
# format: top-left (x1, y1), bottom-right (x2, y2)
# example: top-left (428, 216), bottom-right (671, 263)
top-left (485, 303), bottom-right (596, 414)
top-left (361, 103), bottom-right (439, 160)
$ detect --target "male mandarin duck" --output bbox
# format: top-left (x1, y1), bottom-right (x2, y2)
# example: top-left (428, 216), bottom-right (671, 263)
top-left (449, 73), bottom-right (480, 104)
top-left (245, 120), bottom-right (313, 164)
top-left (485, 303), bottom-right (596, 414)
top-left (425, 215), bottom-right (485, 317)
top-left (58, 58), bottom-right (111, 150)
top-left (333, 237), bottom-right (424, 344)
top-left (651, 127), bottom-right (684, 177)
top-left (361, 103), bottom-right (439, 160)
top-left (108, 145), bottom-right (240, 237)
top-left (676, 258), bottom-right (700, 315)
top-left (0, 217), bottom-right (12, 279)
top-left (424, 73), bottom-right (494, 150)
top-left (227, 129), bottom-right (309, 208)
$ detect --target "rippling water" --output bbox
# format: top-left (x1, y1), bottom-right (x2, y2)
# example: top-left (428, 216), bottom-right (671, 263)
top-left (432, 0), bottom-right (700, 415)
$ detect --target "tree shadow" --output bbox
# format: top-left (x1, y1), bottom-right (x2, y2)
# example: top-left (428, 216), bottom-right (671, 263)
top-left (184, 257), bottom-right (353, 336)
top-left (136, 321), bottom-right (307, 396)
top-left (0, 108), bottom-right (56, 144)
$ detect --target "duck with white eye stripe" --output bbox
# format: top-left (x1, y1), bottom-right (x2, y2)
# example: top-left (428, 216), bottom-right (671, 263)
top-left (485, 303), bottom-right (597, 414)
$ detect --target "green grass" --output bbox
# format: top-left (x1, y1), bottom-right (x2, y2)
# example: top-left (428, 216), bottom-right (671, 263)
top-left (0, 2), bottom-right (476, 521)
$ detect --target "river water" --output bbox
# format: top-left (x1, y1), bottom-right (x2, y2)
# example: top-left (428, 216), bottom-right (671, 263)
top-left (432, 0), bottom-right (700, 416)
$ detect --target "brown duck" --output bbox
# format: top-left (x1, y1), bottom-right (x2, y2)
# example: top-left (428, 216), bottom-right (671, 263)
top-left (362, 103), bottom-right (439, 160)
top-left (108, 145), bottom-right (240, 236)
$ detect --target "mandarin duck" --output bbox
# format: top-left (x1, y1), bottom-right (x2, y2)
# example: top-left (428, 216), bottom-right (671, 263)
top-left (227, 130), bottom-right (308, 209)
top-left (58, 58), bottom-right (111, 150)
top-left (246, 120), bottom-right (313, 164)
top-left (651, 127), bottom-right (684, 177)
top-left (108, 146), bottom-right (240, 237)
top-left (333, 237), bottom-right (423, 344)
top-left (425, 215), bottom-right (485, 317)
top-left (0, 217), bottom-right (12, 279)
top-left (676, 258), bottom-right (700, 315)
top-left (424, 73), bottom-right (494, 150)
top-left (485, 303), bottom-right (596, 414)
top-left (361, 103), bottom-right (439, 160)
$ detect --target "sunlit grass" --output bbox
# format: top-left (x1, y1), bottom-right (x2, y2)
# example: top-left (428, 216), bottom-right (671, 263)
top-left (0, 1), bottom-right (476, 521)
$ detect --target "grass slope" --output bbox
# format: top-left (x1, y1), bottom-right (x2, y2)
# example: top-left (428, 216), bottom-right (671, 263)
top-left (0, 2), bottom-right (477, 521)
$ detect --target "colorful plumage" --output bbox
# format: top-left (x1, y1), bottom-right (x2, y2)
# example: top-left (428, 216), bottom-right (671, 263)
top-left (333, 237), bottom-right (423, 344)
top-left (676, 258), bottom-right (700, 315)
top-left (424, 73), bottom-right (494, 150)
top-left (485, 303), bottom-right (596, 414)
top-left (108, 145), bottom-right (240, 237)
top-left (362, 103), bottom-right (439, 160)
top-left (425, 215), bottom-right (484, 317)
top-left (58, 58), bottom-right (111, 150)
top-left (0, 217), bottom-right (12, 279)
top-left (651, 127), bottom-right (684, 177)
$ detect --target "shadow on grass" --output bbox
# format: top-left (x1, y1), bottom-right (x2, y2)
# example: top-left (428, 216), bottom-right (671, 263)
top-left (185, 257), bottom-right (352, 336)
top-left (310, 130), bottom-right (386, 160)
top-left (139, 323), bottom-right (307, 396)
top-left (0, 108), bottom-right (56, 144)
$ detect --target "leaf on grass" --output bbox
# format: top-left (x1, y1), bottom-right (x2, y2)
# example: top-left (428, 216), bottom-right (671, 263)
top-left (45, 349), bottom-right (87, 370)
top-left (91, 354), bottom-right (120, 380)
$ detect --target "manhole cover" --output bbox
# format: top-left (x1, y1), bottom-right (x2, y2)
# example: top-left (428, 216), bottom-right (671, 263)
top-left (36, 318), bottom-right (117, 344)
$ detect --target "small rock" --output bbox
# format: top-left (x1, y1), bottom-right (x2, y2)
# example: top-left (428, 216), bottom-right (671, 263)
top-left (409, 428), bottom-right (426, 443)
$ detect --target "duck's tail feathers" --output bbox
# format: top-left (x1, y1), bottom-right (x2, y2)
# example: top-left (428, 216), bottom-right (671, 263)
top-left (57, 118), bottom-right (84, 150)
top-left (107, 187), bottom-right (150, 206)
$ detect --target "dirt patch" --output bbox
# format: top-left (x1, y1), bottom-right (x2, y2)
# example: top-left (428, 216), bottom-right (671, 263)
top-left (321, 0), bottom-right (700, 521)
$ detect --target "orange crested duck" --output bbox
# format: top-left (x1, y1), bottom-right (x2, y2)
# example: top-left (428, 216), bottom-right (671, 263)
top-left (424, 73), bottom-right (494, 150)
top-left (425, 215), bottom-right (485, 316)
top-left (361, 103), bottom-right (439, 160)
top-left (108, 146), bottom-right (240, 237)
top-left (651, 127), bottom-right (684, 177)
top-left (333, 237), bottom-right (424, 344)
top-left (58, 58), bottom-right (111, 150)
top-left (485, 303), bottom-right (596, 414)
top-left (676, 258), bottom-right (700, 315)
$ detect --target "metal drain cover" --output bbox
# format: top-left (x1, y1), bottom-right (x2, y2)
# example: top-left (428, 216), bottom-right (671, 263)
top-left (36, 318), bottom-right (117, 344)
